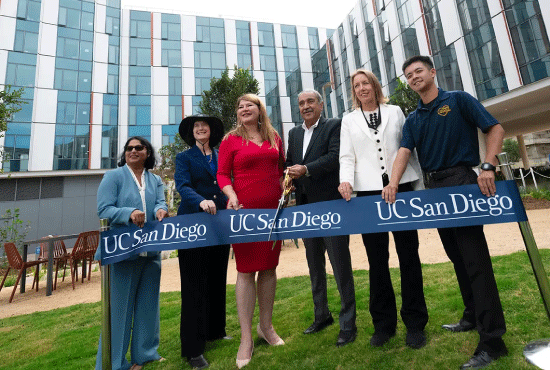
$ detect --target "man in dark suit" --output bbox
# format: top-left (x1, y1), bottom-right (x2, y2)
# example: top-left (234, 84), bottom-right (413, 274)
top-left (285, 89), bottom-right (357, 347)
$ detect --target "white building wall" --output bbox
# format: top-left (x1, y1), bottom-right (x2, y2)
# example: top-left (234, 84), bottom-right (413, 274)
top-left (35, 55), bottom-right (55, 89)
top-left (491, 13), bottom-right (522, 89)
top-left (28, 122), bottom-right (56, 171)
top-left (343, 19), bottom-right (357, 73)
top-left (41, 0), bottom-right (59, 25)
top-left (0, 0), bottom-right (18, 17)
top-left (454, 38), bottom-right (477, 96)
top-left (152, 12), bottom-right (161, 66)
top-left (438, 0), bottom-right (462, 46)
top-left (90, 92), bottom-right (103, 169)
top-left (225, 19), bottom-right (238, 74)
top-left (0, 50), bottom-right (8, 86)
top-left (151, 66), bottom-right (168, 150)
top-left (0, 16), bottom-right (16, 51)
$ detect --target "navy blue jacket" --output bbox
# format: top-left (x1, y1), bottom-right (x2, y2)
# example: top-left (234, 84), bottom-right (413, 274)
top-left (174, 145), bottom-right (228, 215)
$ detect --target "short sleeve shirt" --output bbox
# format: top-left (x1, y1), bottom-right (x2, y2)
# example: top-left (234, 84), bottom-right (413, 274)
top-left (400, 88), bottom-right (498, 172)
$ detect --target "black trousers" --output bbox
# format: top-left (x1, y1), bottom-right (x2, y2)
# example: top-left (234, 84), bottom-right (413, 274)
top-left (178, 244), bottom-right (230, 359)
top-left (428, 167), bottom-right (506, 355)
top-left (299, 192), bottom-right (356, 331)
top-left (357, 182), bottom-right (428, 335)
top-left (303, 234), bottom-right (357, 331)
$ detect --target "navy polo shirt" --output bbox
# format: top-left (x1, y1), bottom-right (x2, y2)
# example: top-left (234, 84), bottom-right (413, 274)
top-left (400, 88), bottom-right (498, 173)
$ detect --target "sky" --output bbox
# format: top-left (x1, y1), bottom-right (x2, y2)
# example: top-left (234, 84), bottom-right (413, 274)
top-left (123, 0), bottom-right (359, 29)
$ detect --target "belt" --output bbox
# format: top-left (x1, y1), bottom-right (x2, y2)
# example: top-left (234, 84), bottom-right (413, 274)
top-left (424, 165), bottom-right (471, 183)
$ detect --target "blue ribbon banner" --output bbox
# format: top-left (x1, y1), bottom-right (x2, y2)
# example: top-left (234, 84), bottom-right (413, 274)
top-left (100, 180), bottom-right (527, 265)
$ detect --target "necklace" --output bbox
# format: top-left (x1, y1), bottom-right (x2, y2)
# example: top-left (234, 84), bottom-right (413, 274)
top-left (361, 105), bottom-right (381, 130)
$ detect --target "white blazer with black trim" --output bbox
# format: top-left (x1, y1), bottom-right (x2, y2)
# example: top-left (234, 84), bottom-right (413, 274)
top-left (339, 104), bottom-right (424, 191)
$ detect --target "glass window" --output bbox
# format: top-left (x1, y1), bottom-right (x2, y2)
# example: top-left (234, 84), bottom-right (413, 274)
top-left (161, 40), bottom-right (181, 67)
top-left (130, 19), bottom-right (151, 38)
top-left (128, 105), bottom-right (151, 126)
top-left (504, 0), bottom-right (550, 84)
top-left (236, 23), bottom-right (251, 45)
top-left (6, 63), bottom-right (35, 87)
top-left (129, 75), bottom-right (150, 95)
top-left (308, 27), bottom-right (320, 53)
top-left (169, 76), bottom-right (182, 95)
top-left (14, 30), bottom-right (38, 54)
top-left (17, 0), bottom-right (41, 22)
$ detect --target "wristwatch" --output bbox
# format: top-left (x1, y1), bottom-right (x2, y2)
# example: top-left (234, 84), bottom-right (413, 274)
top-left (480, 162), bottom-right (496, 172)
top-left (304, 165), bottom-right (310, 177)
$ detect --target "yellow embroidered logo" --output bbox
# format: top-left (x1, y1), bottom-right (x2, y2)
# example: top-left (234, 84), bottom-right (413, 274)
top-left (438, 105), bottom-right (451, 116)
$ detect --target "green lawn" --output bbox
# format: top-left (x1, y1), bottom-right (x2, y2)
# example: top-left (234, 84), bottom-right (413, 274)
top-left (1, 250), bottom-right (549, 370)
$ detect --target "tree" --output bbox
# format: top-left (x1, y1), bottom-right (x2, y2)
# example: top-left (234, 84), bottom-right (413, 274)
top-left (503, 138), bottom-right (520, 163)
top-left (156, 133), bottom-right (189, 179)
top-left (156, 66), bottom-right (258, 175)
top-left (388, 78), bottom-right (418, 118)
top-left (0, 86), bottom-right (26, 137)
top-left (199, 66), bottom-right (260, 132)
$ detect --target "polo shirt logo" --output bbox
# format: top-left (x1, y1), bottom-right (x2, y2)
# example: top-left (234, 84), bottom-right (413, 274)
top-left (438, 105), bottom-right (451, 116)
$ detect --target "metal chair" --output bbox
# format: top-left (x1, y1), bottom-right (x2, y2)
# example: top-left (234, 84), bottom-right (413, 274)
top-left (39, 237), bottom-right (70, 290)
top-left (68, 230), bottom-right (100, 289)
top-left (0, 242), bottom-right (46, 303)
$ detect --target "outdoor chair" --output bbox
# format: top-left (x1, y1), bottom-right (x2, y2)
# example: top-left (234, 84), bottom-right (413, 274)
top-left (0, 242), bottom-right (46, 303)
top-left (68, 230), bottom-right (100, 289)
top-left (39, 237), bottom-right (70, 290)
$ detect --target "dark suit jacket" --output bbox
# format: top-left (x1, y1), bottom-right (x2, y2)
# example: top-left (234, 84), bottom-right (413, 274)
top-left (175, 145), bottom-right (228, 215)
top-left (285, 116), bottom-right (342, 205)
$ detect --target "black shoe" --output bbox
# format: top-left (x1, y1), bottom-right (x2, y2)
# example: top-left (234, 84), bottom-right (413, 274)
top-left (336, 329), bottom-right (357, 347)
top-left (405, 331), bottom-right (426, 349)
top-left (460, 351), bottom-right (506, 369)
top-left (442, 319), bottom-right (476, 332)
top-left (188, 355), bottom-right (209, 370)
top-left (370, 332), bottom-right (395, 347)
top-left (303, 314), bottom-right (334, 334)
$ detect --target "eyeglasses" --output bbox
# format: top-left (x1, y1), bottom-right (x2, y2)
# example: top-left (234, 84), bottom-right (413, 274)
top-left (126, 145), bottom-right (146, 152)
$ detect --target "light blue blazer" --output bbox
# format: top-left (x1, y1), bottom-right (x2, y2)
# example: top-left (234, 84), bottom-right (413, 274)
top-left (96, 164), bottom-right (168, 260)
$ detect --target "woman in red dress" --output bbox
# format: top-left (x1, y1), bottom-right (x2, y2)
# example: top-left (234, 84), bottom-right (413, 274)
top-left (217, 94), bottom-right (285, 368)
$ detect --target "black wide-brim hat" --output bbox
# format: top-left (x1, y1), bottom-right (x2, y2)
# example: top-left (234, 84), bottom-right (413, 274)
top-left (179, 114), bottom-right (225, 147)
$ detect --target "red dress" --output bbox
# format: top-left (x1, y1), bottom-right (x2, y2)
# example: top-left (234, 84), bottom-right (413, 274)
top-left (217, 134), bottom-right (284, 273)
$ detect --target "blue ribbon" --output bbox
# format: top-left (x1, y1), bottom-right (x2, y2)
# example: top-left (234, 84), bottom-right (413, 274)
top-left (99, 181), bottom-right (527, 265)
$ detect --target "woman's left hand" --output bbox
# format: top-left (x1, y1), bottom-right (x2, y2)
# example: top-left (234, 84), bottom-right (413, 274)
top-left (156, 208), bottom-right (169, 221)
top-left (339, 182), bottom-right (353, 201)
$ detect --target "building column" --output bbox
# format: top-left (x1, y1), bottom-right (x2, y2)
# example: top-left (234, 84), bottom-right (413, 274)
top-left (517, 134), bottom-right (530, 169)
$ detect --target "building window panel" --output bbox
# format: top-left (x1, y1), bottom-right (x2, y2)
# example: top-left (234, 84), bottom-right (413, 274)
top-left (504, 0), bottom-right (550, 84)
top-left (169, 76), bottom-right (182, 95)
top-left (6, 64), bottom-right (36, 87)
top-left (14, 31), bottom-right (39, 54)
top-left (17, 0), bottom-right (41, 21)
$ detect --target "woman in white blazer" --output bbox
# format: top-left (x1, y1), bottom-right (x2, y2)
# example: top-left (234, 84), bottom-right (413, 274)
top-left (338, 69), bottom-right (428, 349)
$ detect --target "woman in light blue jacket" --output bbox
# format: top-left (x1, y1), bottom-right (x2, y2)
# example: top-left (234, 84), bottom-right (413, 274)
top-left (95, 136), bottom-right (168, 370)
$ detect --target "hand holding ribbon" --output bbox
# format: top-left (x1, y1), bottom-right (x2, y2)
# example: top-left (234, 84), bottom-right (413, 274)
top-left (269, 170), bottom-right (293, 248)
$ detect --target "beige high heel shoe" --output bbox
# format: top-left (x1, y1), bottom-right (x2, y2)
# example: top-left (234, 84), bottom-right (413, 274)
top-left (257, 324), bottom-right (285, 346)
top-left (236, 343), bottom-right (254, 369)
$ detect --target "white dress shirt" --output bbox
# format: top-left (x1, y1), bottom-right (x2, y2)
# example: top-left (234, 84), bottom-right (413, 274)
top-left (302, 119), bottom-right (319, 158)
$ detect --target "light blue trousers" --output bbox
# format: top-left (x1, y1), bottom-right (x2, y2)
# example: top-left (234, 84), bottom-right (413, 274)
top-left (95, 255), bottom-right (162, 370)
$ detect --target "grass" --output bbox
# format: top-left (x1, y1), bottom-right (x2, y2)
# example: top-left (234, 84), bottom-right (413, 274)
top-left (1, 250), bottom-right (550, 369)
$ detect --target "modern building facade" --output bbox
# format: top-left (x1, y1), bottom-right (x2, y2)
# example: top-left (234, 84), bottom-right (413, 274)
top-left (0, 0), bottom-right (333, 174)
top-left (1, 0), bottom-right (550, 241)
top-left (313, 0), bottom-right (550, 167)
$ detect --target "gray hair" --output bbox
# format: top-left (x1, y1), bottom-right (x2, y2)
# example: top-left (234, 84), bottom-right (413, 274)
top-left (298, 89), bottom-right (323, 103)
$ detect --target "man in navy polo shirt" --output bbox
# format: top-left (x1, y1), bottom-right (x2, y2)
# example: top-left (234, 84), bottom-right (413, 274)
top-left (382, 55), bottom-right (506, 369)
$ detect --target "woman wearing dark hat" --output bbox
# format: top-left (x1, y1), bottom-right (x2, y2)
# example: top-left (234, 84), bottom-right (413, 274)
top-left (174, 115), bottom-right (231, 370)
